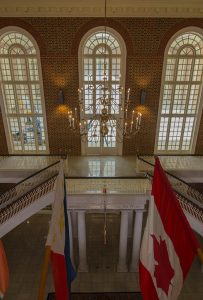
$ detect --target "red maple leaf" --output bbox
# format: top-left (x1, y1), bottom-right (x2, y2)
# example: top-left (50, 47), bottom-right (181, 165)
top-left (151, 234), bottom-right (175, 295)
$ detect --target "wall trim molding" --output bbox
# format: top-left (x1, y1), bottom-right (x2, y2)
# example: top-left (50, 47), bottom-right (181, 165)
top-left (0, 5), bottom-right (203, 18)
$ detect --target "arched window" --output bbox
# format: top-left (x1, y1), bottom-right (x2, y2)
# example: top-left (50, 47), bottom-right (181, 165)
top-left (0, 27), bottom-right (49, 153)
top-left (79, 27), bottom-right (126, 155)
top-left (155, 29), bottom-right (203, 153)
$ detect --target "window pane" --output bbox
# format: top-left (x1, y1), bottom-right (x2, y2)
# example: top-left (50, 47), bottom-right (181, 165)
top-left (112, 57), bottom-right (120, 81)
top-left (172, 85), bottom-right (188, 114)
top-left (31, 84), bottom-right (42, 113)
top-left (96, 58), bottom-right (109, 81)
top-left (168, 117), bottom-right (183, 150)
top-left (0, 58), bottom-right (11, 81)
top-left (3, 84), bottom-right (16, 113)
top-left (111, 84), bottom-right (120, 114)
top-left (162, 85), bottom-right (173, 114)
top-left (12, 58), bottom-right (27, 81)
top-left (157, 32), bottom-right (203, 153)
top-left (20, 117), bottom-right (36, 151)
top-left (84, 58), bottom-right (93, 81)
top-left (82, 31), bottom-right (123, 151)
top-left (0, 31), bottom-right (48, 153)
top-left (28, 58), bottom-right (39, 81)
top-left (9, 117), bottom-right (22, 151)
top-left (192, 58), bottom-right (203, 81)
top-left (157, 117), bottom-right (169, 150)
top-left (84, 84), bottom-right (93, 114)
top-left (176, 58), bottom-right (192, 81)
top-left (182, 117), bottom-right (194, 151)
top-left (165, 58), bottom-right (176, 81)
top-left (103, 120), bottom-right (116, 148)
top-left (16, 84), bottom-right (32, 114)
top-left (187, 85), bottom-right (199, 114)
top-left (87, 119), bottom-right (100, 147)
top-left (36, 117), bottom-right (47, 151)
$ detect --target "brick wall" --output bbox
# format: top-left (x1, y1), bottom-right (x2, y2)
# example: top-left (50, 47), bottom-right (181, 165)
top-left (0, 17), bottom-right (203, 155)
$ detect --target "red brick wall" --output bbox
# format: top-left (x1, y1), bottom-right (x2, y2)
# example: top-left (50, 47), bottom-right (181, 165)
top-left (0, 17), bottom-right (203, 155)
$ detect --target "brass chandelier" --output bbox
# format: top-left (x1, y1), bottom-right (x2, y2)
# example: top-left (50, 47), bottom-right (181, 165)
top-left (68, 0), bottom-right (142, 144)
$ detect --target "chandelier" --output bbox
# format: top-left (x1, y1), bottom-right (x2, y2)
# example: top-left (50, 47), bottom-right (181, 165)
top-left (67, 0), bottom-right (142, 145)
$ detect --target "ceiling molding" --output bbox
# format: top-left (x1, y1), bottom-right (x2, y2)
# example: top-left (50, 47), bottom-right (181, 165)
top-left (0, 1), bottom-right (203, 18)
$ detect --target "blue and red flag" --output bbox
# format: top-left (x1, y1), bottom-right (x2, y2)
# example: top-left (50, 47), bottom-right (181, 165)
top-left (46, 166), bottom-right (76, 299)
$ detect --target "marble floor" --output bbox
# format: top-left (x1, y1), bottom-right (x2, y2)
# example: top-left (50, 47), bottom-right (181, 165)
top-left (0, 155), bottom-right (61, 171)
top-left (3, 213), bottom-right (203, 300)
top-left (66, 155), bottom-right (140, 178)
top-left (0, 155), bottom-right (203, 179)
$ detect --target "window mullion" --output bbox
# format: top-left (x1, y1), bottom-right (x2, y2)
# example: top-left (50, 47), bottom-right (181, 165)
top-left (0, 30), bottom-right (48, 153)
top-left (179, 56), bottom-right (196, 151)
top-left (93, 54), bottom-right (96, 115)
top-left (26, 54), bottom-right (39, 151)
top-left (165, 56), bottom-right (179, 150)
top-left (9, 55), bottom-right (26, 152)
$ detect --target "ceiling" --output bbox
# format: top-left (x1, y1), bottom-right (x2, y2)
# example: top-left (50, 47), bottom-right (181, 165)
top-left (0, 0), bottom-right (203, 18)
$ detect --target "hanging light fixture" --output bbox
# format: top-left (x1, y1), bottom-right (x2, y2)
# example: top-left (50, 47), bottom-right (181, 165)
top-left (68, 0), bottom-right (142, 144)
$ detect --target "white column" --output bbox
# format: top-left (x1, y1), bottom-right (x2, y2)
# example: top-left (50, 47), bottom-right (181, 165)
top-left (128, 211), bottom-right (133, 237)
top-left (67, 211), bottom-right (75, 269)
top-left (77, 210), bottom-right (88, 272)
top-left (71, 210), bottom-right (78, 238)
top-left (117, 210), bottom-right (129, 272)
top-left (130, 210), bottom-right (144, 272)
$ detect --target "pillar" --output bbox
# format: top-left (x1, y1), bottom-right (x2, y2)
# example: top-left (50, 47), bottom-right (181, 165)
top-left (71, 210), bottom-right (78, 238)
top-left (117, 210), bottom-right (129, 272)
top-left (77, 210), bottom-right (88, 272)
top-left (67, 211), bottom-right (75, 269)
top-left (128, 211), bottom-right (134, 237)
top-left (130, 210), bottom-right (144, 272)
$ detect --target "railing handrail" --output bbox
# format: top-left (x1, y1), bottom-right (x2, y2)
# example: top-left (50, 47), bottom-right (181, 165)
top-left (16, 160), bottom-right (60, 185)
top-left (138, 153), bottom-right (203, 157)
top-left (138, 155), bottom-right (190, 185)
top-left (146, 172), bottom-right (200, 209)
top-left (0, 160), bottom-right (60, 195)
top-left (0, 173), bottom-right (58, 214)
top-left (146, 172), bottom-right (203, 223)
top-left (66, 176), bottom-right (147, 179)
top-left (0, 175), bottom-right (57, 227)
top-left (138, 155), bottom-right (203, 208)
top-left (0, 160), bottom-right (61, 210)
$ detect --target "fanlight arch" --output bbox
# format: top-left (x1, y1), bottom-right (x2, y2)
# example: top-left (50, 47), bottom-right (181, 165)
top-left (155, 28), bottom-right (203, 153)
top-left (0, 27), bottom-right (49, 153)
top-left (78, 26), bottom-right (126, 155)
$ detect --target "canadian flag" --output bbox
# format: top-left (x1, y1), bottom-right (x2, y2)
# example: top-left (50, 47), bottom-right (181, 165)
top-left (139, 157), bottom-right (200, 300)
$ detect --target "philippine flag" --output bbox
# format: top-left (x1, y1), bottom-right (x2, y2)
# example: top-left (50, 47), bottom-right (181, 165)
top-left (0, 240), bottom-right (9, 299)
top-left (139, 157), bottom-right (200, 300)
top-left (46, 165), bottom-right (76, 300)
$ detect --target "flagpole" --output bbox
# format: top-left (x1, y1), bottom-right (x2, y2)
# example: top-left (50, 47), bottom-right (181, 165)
top-left (37, 246), bottom-right (51, 300)
top-left (197, 248), bottom-right (203, 264)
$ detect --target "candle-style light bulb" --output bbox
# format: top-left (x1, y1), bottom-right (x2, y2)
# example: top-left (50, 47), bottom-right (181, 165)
top-left (127, 88), bottom-right (130, 101)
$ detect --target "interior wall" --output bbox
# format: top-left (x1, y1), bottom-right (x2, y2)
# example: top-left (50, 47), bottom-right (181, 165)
top-left (0, 17), bottom-right (203, 155)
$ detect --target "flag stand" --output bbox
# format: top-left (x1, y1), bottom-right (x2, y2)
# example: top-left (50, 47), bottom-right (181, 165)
top-left (37, 246), bottom-right (51, 300)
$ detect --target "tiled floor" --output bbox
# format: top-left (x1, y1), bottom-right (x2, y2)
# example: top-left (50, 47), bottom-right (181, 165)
top-left (0, 156), bottom-right (61, 171)
top-left (1, 155), bottom-right (203, 179)
top-left (66, 156), bottom-right (141, 178)
top-left (3, 213), bottom-right (203, 300)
